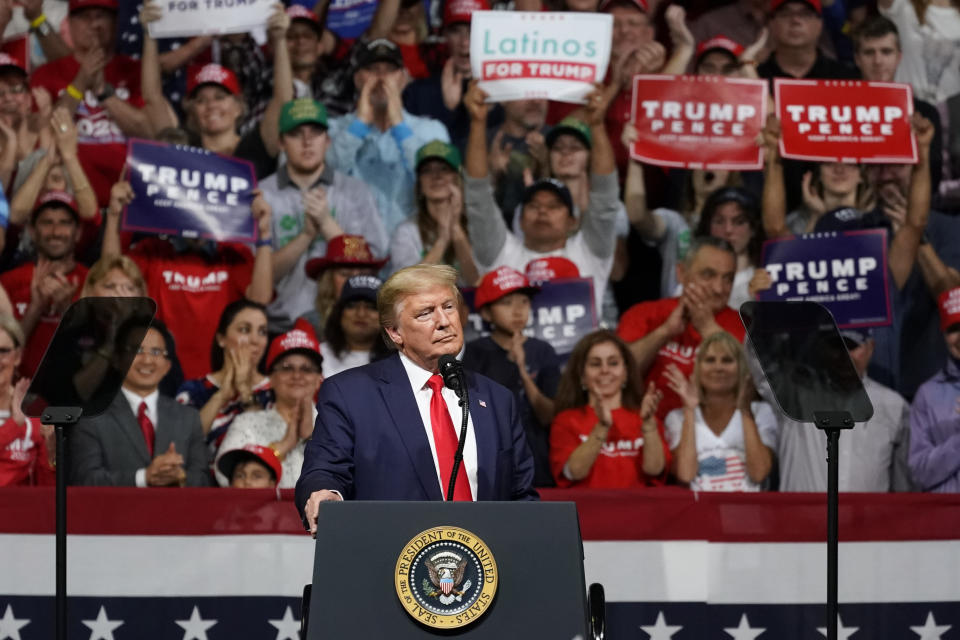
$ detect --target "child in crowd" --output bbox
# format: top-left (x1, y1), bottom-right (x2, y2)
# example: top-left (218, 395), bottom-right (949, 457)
top-left (218, 443), bottom-right (282, 489)
top-left (463, 266), bottom-right (560, 487)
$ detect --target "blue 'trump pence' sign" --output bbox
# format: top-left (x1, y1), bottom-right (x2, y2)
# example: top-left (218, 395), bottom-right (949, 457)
top-left (759, 229), bottom-right (891, 328)
top-left (123, 139), bottom-right (257, 243)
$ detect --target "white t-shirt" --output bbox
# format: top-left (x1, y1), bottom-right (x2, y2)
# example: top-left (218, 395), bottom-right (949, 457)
top-left (320, 343), bottom-right (374, 378)
top-left (665, 401), bottom-right (779, 492)
top-left (880, 0), bottom-right (960, 103)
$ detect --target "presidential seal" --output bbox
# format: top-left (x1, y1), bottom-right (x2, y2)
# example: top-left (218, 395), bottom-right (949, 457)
top-left (394, 526), bottom-right (498, 629)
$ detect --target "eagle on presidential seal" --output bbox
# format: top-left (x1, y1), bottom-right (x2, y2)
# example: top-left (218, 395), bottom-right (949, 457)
top-left (423, 551), bottom-right (470, 598)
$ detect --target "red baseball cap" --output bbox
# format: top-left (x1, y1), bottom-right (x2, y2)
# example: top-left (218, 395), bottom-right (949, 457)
top-left (598, 0), bottom-right (648, 12)
top-left (217, 444), bottom-right (283, 484)
top-left (0, 53), bottom-right (26, 76)
top-left (770, 0), bottom-right (822, 15)
top-left (696, 35), bottom-right (745, 61)
top-left (444, 0), bottom-right (489, 26)
top-left (32, 190), bottom-right (80, 223)
top-left (304, 235), bottom-right (388, 280)
top-left (69, 0), bottom-right (118, 14)
top-left (187, 64), bottom-right (241, 98)
top-left (287, 5), bottom-right (322, 34)
top-left (474, 266), bottom-right (539, 310)
top-left (265, 318), bottom-right (323, 373)
top-left (939, 287), bottom-right (960, 332)
top-left (524, 257), bottom-right (581, 284)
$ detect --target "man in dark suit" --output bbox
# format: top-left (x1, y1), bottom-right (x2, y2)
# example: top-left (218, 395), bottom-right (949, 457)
top-left (70, 321), bottom-right (210, 487)
top-left (296, 264), bottom-right (537, 534)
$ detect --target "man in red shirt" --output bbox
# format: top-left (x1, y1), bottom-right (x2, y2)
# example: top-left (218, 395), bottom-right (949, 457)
top-left (0, 192), bottom-right (88, 378)
top-left (30, 0), bottom-right (151, 207)
top-left (103, 181), bottom-right (274, 379)
top-left (617, 236), bottom-right (746, 420)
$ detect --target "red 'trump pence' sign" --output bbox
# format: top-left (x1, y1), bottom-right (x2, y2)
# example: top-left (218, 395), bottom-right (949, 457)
top-left (629, 75), bottom-right (767, 170)
top-left (775, 79), bottom-right (917, 164)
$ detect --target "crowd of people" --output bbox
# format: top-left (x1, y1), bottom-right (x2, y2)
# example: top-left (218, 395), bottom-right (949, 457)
top-left (0, 0), bottom-right (959, 495)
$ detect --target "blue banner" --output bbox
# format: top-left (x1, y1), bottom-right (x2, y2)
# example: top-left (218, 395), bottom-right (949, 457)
top-left (123, 139), bottom-right (257, 243)
top-left (462, 278), bottom-right (597, 356)
top-left (324, 0), bottom-right (379, 39)
top-left (759, 229), bottom-right (891, 328)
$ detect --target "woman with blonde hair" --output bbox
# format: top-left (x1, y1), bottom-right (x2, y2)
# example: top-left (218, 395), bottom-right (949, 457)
top-left (663, 331), bottom-right (777, 491)
top-left (81, 256), bottom-right (147, 298)
top-left (549, 330), bottom-right (669, 488)
top-left (0, 314), bottom-right (54, 486)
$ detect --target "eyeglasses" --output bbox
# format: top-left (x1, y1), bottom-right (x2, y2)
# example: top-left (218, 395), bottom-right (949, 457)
top-left (135, 347), bottom-right (169, 359)
top-left (0, 85), bottom-right (27, 100)
top-left (274, 363), bottom-right (320, 375)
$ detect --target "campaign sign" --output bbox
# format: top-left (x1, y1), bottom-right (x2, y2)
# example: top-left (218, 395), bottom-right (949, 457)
top-left (462, 278), bottom-right (597, 356)
top-left (324, 0), bottom-right (378, 39)
top-left (146, 1), bottom-right (273, 38)
top-left (758, 229), bottom-right (891, 328)
top-left (775, 79), bottom-right (917, 164)
top-left (123, 139), bottom-right (257, 243)
top-left (470, 11), bottom-right (612, 104)
top-left (630, 75), bottom-right (766, 170)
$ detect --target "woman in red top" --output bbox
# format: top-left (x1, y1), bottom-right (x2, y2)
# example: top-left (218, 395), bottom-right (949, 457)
top-left (550, 330), bottom-right (669, 488)
top-left (0, 314), bottom-right (54, 486)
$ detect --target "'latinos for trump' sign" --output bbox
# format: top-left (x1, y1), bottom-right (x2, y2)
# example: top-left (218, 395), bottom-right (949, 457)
top-left (146, 0), bottom-right (273, 38)
top-left (123, 139), bottom-right (257, 243)
top-left (462, 278), bottom-right (597, 356)
top-left (470, 11), bottom-right (612, 104)
top-left (775, 79), bottom-right (917, 164)
top-left (630, 75), bottom-right (766, 170)
top-left (759, 229), bottom-right (891, 328)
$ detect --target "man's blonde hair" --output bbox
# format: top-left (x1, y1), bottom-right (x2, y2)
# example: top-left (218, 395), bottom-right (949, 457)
top-left (378, 264), bottom-right (462, 331)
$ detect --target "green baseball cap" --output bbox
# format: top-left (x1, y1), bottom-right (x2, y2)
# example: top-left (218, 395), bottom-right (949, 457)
top-left (546, 117), bottom-right (592, 150)
top-left (279, 98), bottom-right (328, 135)
top-left (415, 140), bottom-right (462, 172)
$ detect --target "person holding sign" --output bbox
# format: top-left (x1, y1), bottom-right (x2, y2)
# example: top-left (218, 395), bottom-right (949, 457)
top-left (549, 329), bottom-right (668, 488)
top-left (102, 180), bottom-right (275, 379)
top-left (30, 0), bottom-right (152, 207)
top-left (463, 80), bottom-right (620, 316)
top-left (663, 331), bottom-right (777, 492)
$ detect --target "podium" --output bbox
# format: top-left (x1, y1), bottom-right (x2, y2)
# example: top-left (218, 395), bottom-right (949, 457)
top-left (303, 501), bottom-right (597, 638)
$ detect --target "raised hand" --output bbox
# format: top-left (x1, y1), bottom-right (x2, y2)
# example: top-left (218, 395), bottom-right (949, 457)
top-left (664, 364), bottom-right (698, 410)
top-left (748, 268), bottom-right (773, 299)
top-left (665, 5), bottom-right (694, 50)
top-left (801, 171), bottom-right (826, 216)
top-left (266, 2), bottom-right (291, 43)
top-left (251, 189), bottom-right (273, 241)
top-left (139, 0), bottom-right (162, 25)
top-left (440, 57), bottom-right (466, 111)
top-left (50, 108), bottom-right (79, 160)
top-left (736, 371), bottom-right (757, 411)
top-left (107, 181), bottom-right (135, 218)
top-left (487, 128), bottom-right (512, 176)
top-left (146, 442), bottom-right (186, 486)
top-left (639, 381), bottom-right (663, 421)
top-left (302, 186), bottom-right (330, 235)
top-left (463, 80), bottom-right (490, 123)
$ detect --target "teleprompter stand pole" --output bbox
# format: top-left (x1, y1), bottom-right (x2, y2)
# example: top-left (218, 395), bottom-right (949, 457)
top-left (813, 411), bottom-right (854, 640)
top-left (46, 406), bottom-right (82, 640)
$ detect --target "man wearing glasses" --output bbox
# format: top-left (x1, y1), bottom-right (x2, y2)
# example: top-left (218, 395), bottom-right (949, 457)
top-left (70, 320), bottom-right (211, 487)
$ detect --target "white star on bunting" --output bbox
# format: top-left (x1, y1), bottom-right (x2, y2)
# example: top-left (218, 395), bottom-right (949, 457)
top-left (910, 612), bottom-right (952, 640)
top-left (176, 606), bottom-right (217, 640)
top-left (724, 613), bottom-right (766, 639)
top-left (0, 605), bottom-right (30, 640)
top-left (81, 606), bottom-right (123, 640)
top-left (268, 606), bottom-right (300, 640)
top-left (640, 611), bottom-right (683, 640)
top-left (817, 614), bottom-right (859, 639)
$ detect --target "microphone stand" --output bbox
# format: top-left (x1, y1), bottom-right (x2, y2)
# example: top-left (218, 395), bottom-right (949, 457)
top-left (446, 380), bottom-right (470, 502)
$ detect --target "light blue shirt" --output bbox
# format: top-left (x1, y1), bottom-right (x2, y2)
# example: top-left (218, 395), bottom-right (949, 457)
top-left (325, 110), bottom-right (450, 237)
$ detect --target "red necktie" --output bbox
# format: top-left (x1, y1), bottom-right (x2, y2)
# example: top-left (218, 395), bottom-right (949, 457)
top-left (427, 375), bottom-right (472, 501)
top-left (137, 401), bottom-right (155, 458)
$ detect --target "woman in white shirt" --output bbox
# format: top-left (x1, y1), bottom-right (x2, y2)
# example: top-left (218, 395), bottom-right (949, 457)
top-left (663, 331), bottom-right (778, 492)
top-left (319, 275), bottom-right (391, 378)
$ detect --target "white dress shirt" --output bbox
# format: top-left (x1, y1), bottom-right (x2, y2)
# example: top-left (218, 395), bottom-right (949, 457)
top-left (120, 387), bottom-right (159, 488)
top-left (398, 352), bottom-right (478, 500)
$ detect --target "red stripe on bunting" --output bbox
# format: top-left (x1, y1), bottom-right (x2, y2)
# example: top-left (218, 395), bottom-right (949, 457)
top-left (2, 487), bottom-right (959, 542)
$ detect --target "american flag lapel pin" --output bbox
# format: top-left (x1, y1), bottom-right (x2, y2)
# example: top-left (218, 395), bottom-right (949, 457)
top-left (479, 400), bottom-right (487, 408)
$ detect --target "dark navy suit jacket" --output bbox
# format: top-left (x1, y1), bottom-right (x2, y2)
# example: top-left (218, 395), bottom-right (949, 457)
top-left (295, 353), bottom-right (538, 520)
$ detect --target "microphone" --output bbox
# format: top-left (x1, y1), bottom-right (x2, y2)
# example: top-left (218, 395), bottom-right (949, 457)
top-left (437, 354), bottom-right (470, 501)
top-left (438, 354), bottom-right (464, 399)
